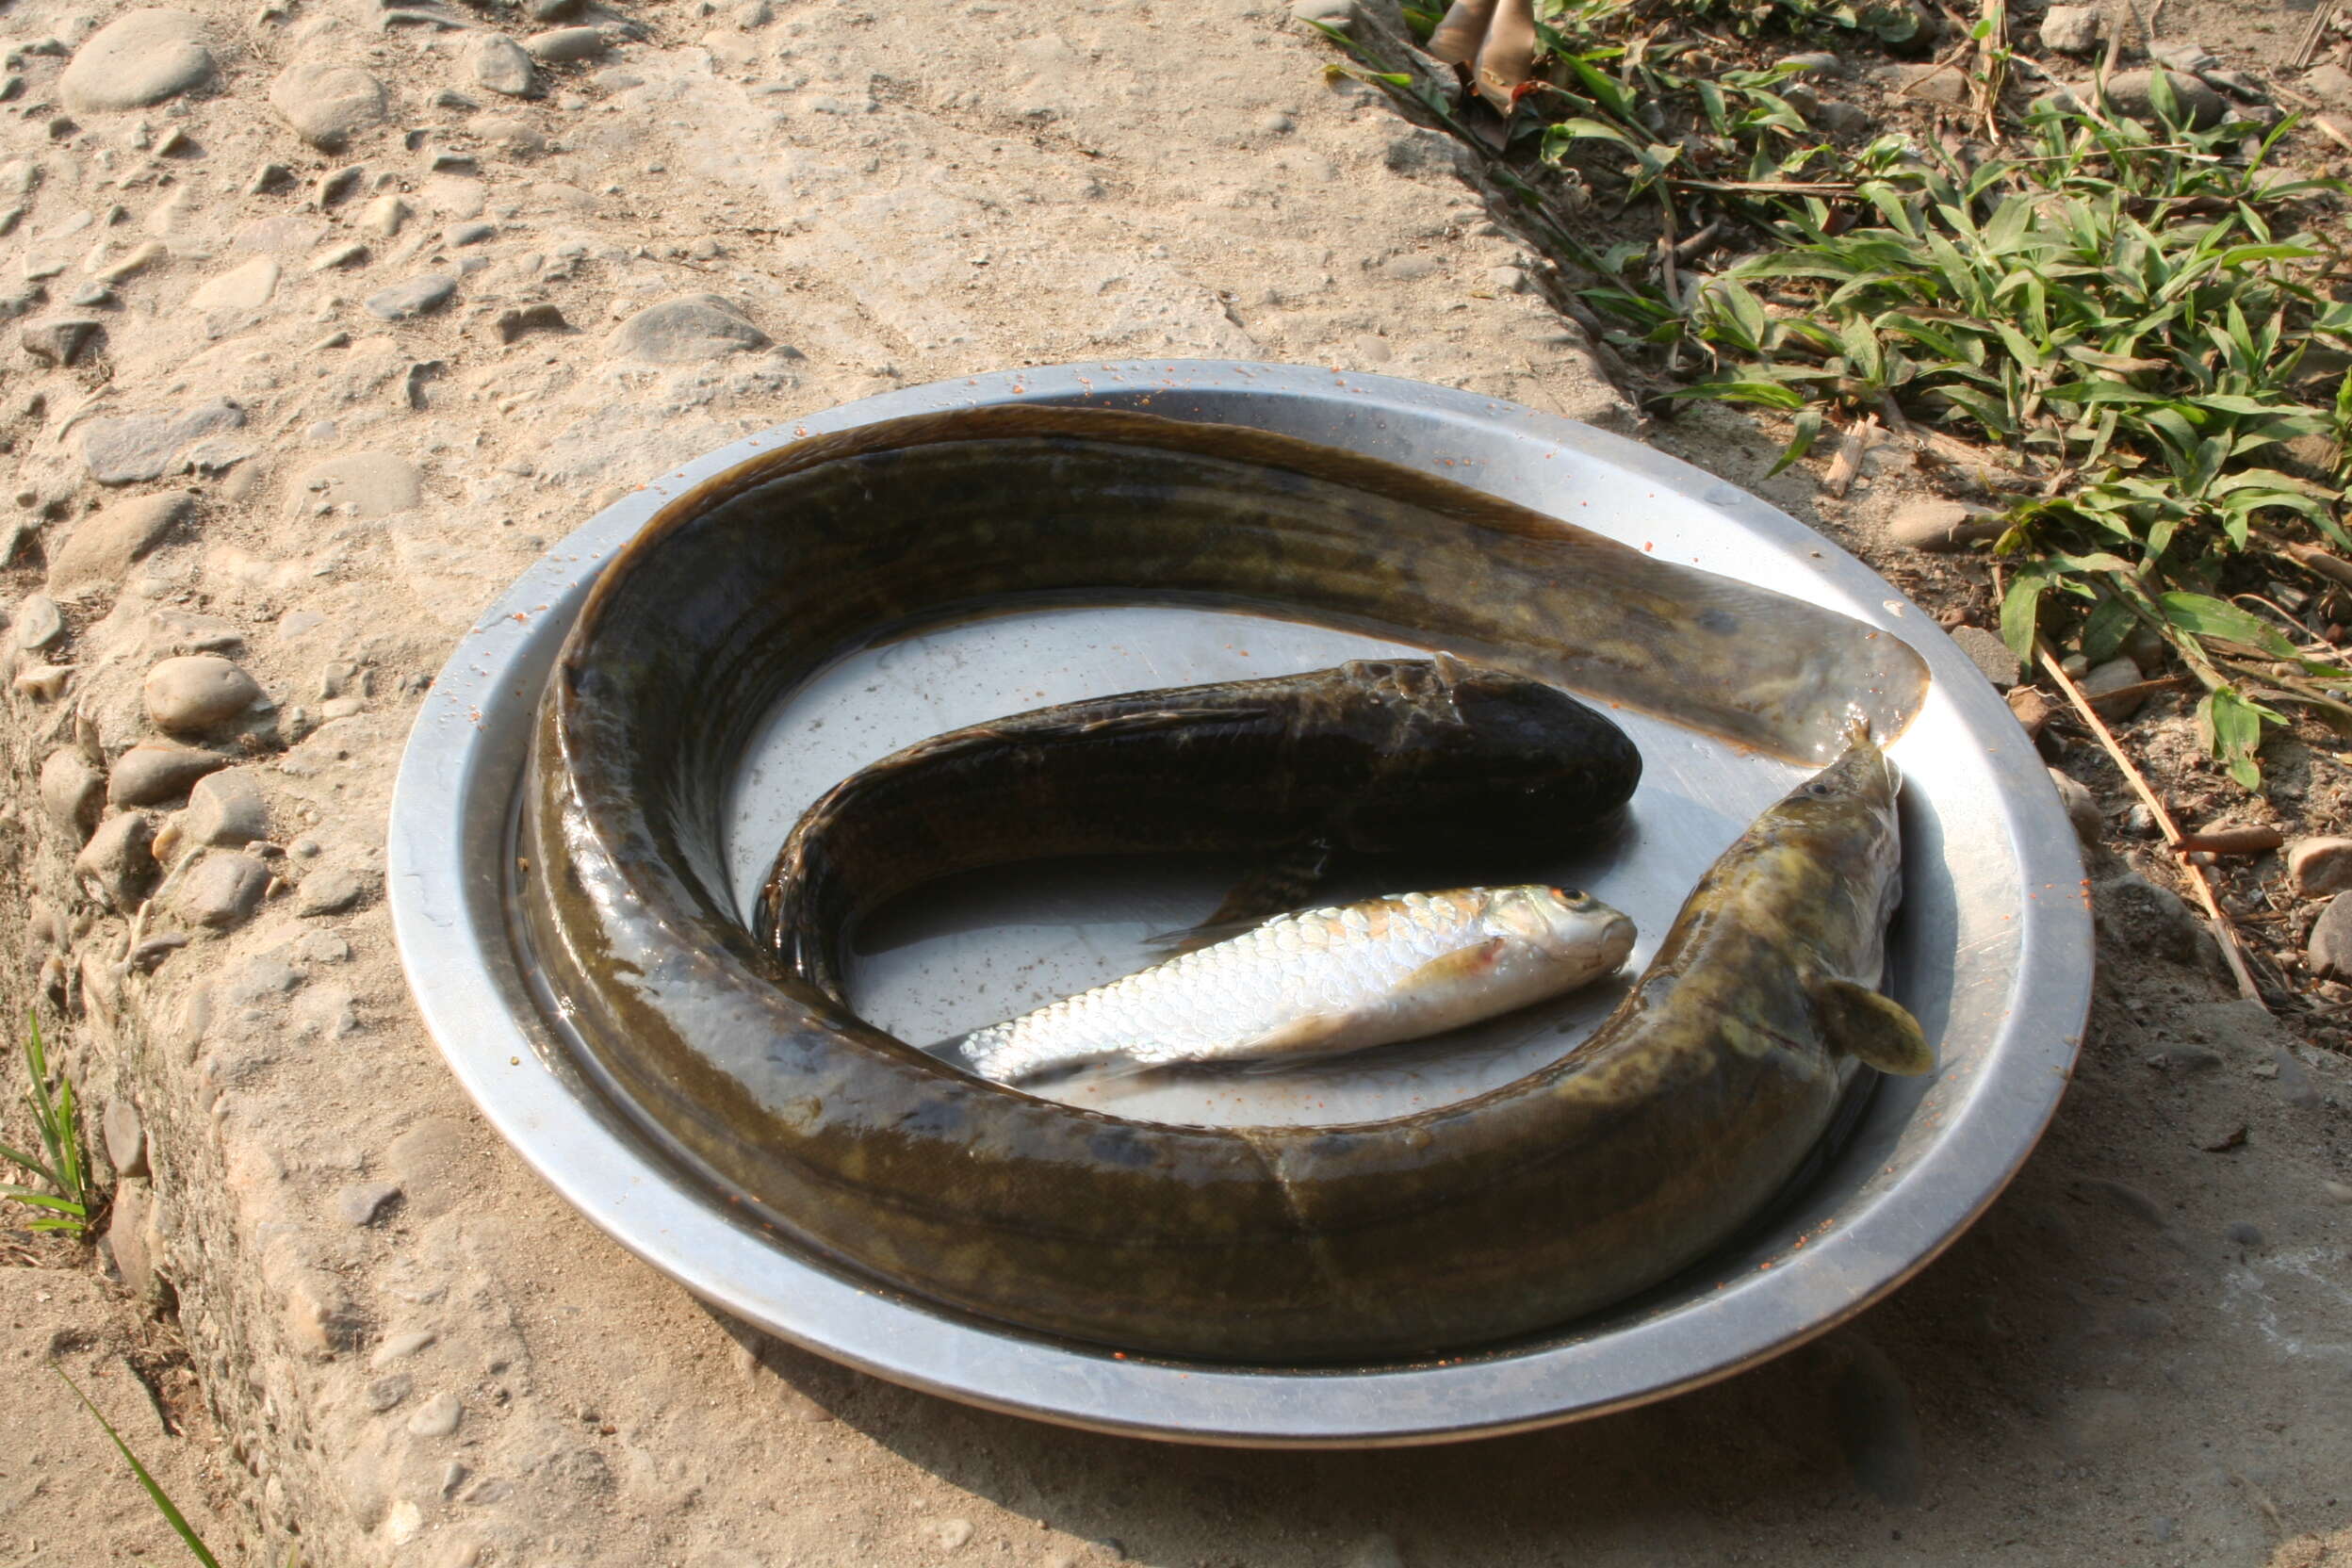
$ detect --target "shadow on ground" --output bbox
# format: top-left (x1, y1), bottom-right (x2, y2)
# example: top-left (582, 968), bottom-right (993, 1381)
top-left (720, 972), bottom-right (2345, 1566)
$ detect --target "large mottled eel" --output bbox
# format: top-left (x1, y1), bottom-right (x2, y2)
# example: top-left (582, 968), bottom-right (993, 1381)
top-left (521, 406), bottom-right (1935, 1361)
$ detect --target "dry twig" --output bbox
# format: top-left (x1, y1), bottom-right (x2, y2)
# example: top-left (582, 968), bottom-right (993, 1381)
top-left (1672, 219), bottom-right (1723, 261)
top-left (1875, 399), bottom-right (2044, 489)
top-left (2177, 825), bottom-right (2284, 857)
top-left (1894, 49), bottom-right (1972, 104)
top-left (2037, 642), bottom-right (2268, 1006)
top-left (1822, 415), bottom-right (1883, 498)
top-left (1975, 0), bottom-right (2010, 143)
top-left (2295, 0), bottom-right (2339, 69)
top-left (2314, 113), bottom-right (2352, 156)
top-left (1667, 177), bottom-right (1855, 194)
top-left (2284, 540), bottom-right (2352, 593)
top-left (2081, 674), bottom-right (2193, 711)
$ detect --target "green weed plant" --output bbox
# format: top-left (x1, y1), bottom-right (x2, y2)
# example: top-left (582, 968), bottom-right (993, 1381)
top-left (3, 1013), bottom-right (97, 1236)
top-left (1316, 2), bottom-right (2352, 786)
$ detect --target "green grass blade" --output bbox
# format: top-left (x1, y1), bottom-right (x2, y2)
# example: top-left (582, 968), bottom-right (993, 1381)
top-left (3, 1184), bottom-right (86, 1213)
top-left (53, 1074), bottom-right (85, 1206)
top-left (1766, 410), bottom-right (1825, 477)
top-left (0, 1136), bottom-right (61, 1186)
top-left (15, 1014), bottom-right (90, 1211)
top-left (24, 1018), bottom-right (73, 1195)
top-left (2001, 572), bottom-right (2050, 664)
top-left (52, 1366), bottom-right (223, 1568)
top-left (1296, 22), bottom-right (2342, 796)
top-left (29, 1094), bottom-right (67, 1190)
top-left (2158, 591), bottom-right (2305, 655)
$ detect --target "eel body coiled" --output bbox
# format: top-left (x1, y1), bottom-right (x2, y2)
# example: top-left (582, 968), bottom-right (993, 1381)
top-left (521, 406), bottom-right (1932, 1360)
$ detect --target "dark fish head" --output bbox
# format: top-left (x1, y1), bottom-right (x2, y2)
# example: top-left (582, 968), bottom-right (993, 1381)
top-left (1337, 659), bottom-right (1645, 854)
top-left (1752, 727), bottom-right (1905, 949)
top-left (1440, 660), bottom-right (1612, 751)
top-left (1781, 727), bottom-right (1899, 819)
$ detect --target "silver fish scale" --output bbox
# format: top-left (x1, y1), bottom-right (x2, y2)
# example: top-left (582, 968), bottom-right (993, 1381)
top-left (958, 890), bottom-right (1511, 1081)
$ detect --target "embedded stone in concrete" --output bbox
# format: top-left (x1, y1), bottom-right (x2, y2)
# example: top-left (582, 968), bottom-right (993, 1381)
top-left (269, 60), bottom-right (390, 149)
top-left (188, 255), bottom-right (282, 317)
top-left (57, 10), bottom-right (215, 113)
top-left (296, 868), bottom-right (366, 916)
top-left (605, 294), bottom-right (767, 365)
top-left (20, 315), bottom-right (102, 365)
top-left (14, 593), bottom-right (64, 650)
top-left (186, 767), bottom-right (269, 847)
top-left (287, 451), bottom-right (423, 519)
top-left (39, 747), bottom-right (104, 841)
top-left (106, 742), bottom-right (232, 807)
top-left (174, 851), bottom-right (270, 928)
top-left (472, 35), bottom-right (539, 96)
top-left (364, 274), bottom-right (457, 321)
top-left (74, 809), bottom-right (156, 912)
top-left (79, 400), bottom-right (245, 485)
top-left (47, 490), bottom-right (194, 596)
top-left (406, 1392), bottom-right (464, 1437)
top-left (283, 1274), bottom-right (365, 1357)
top-left (525, 26), bottom-right (609, 61)
top-left (103, 1096), bottom-right (148, 1178)
top-left (106, 1180), bottom-right (159, 1298)
top-left (335, 1181), bottom-right (401, 1227)
top-left (144, 655), bottom-right (263, 733)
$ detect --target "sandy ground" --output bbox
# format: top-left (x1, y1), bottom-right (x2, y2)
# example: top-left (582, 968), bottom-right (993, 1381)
top-left (1, 0), bottom-right (2350, 1563)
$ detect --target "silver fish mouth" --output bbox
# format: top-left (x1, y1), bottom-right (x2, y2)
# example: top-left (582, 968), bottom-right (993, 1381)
top-left (1599, 913), bottom-right (1639, 969)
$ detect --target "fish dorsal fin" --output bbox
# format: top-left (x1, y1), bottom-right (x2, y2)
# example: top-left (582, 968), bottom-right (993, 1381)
top-left (1049, 705), bottom-right (1264, 741)
top-left (1140, 914), bottom-right (1272, 952)
top-left (1145, 841), bottom-right (1337, 952)
top-left (1211, 838), bottom-right (1335, 924)
top-left (1430, 649), bottom-right (1477, 686)
top-left (1811, 976), bottom-right (1936, 1076)
top-left (1397, 935), bottom-right (1510, 991)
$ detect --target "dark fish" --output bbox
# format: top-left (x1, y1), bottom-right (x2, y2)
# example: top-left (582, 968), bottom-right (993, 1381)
top-left (523, 406), bottom-right (1935, 1360)
top-left (756, 656), bottom-right (1644, 1004)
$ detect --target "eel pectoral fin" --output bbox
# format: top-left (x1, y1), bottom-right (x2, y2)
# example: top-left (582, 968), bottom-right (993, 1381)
top-left (1813, 976), bottom-right (1936, 1076)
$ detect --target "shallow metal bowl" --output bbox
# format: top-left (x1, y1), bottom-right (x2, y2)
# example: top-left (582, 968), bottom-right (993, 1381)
top-left (387, 360), bottom-right (2089, 1446)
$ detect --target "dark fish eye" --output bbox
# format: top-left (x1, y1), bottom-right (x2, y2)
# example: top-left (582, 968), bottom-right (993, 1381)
top-left (1806, 782), bottom-right (1837, 797)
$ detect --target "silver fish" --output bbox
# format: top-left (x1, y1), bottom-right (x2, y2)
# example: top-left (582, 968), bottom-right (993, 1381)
top-left (951, 886), bottom-right (1638, 1084)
